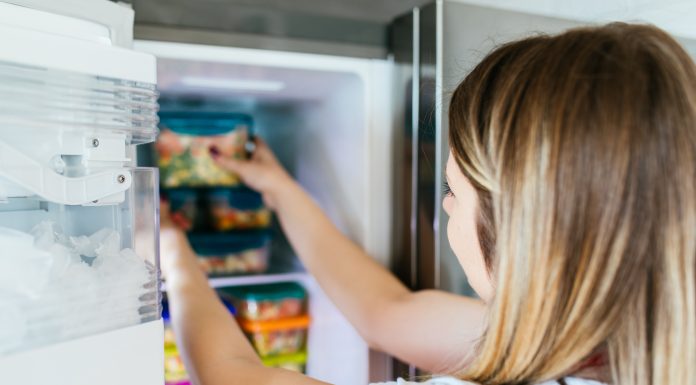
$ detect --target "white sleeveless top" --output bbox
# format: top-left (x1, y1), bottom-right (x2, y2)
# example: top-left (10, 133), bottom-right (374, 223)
top-left (371, 376), bottom-right (606, 385)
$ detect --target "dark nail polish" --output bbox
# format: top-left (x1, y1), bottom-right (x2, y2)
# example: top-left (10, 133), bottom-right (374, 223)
top-left (209, 146), bottom-right (220, 157)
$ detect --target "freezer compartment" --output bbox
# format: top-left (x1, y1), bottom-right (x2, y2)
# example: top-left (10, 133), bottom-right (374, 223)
top-left (0, 168), bottom-right (161, 355)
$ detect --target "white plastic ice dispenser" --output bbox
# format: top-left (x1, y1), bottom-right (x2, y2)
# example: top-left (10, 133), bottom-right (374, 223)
top-left (0, 1), bottom-right (164, 384)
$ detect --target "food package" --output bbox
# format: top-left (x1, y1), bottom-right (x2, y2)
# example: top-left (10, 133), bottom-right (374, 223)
top-left (261, 351), bottom-right (308, 373)
top-left (239, 315), bottom-right (310, 357)
top-left (156, 112), bottom-right (252, 188)
top-left (189, 232), bottom-right (271, 276)
top-left (219, 282), bottom-right (307, 322)
top-left (164, 187), bottom-right (271, 233)
top-left (208, 188), bottom-right (272, 231)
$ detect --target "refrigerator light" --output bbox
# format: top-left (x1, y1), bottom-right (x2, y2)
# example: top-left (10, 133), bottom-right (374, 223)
top-left (180, 77), bottom-right (286, 92)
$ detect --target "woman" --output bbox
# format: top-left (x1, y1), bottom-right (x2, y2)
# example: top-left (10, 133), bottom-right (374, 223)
top-left (161, 23), bottom-right (696, 385)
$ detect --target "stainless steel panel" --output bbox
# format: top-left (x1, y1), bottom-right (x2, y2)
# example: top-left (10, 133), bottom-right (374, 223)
top-left (388, 3), bottom-right (580, 378)
top-left (437, 2), bottom-right (579, 295)
top-left (388, 8), bottom-right (419, 380)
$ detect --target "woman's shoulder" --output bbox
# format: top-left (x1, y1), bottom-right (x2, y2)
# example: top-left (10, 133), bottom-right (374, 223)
top-left (370, 376), bottom-right (606, 385)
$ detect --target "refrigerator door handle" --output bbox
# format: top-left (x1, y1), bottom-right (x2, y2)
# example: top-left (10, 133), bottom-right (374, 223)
top-left (0, 140), bottom-right (131, 205)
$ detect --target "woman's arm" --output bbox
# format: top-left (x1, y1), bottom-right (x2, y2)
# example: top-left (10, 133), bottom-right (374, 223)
top-left (161, 220), bottom-right (330, 385)
top-left (213, 141), bottom-right (487, 372)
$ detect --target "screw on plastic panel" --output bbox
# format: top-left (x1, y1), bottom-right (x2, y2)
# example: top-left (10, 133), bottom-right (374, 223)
top-left (117, 175), bottom-right (126, 183)
top-left (92, 139), bottom-right (100, 148)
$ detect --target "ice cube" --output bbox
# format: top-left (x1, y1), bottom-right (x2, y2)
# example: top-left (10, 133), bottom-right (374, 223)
top-left (0, 299), bottom-right (27, 354)
top-left (0, 227), bottom-right (53, 298)
top-left (94, 231), bottom-right (120, 259)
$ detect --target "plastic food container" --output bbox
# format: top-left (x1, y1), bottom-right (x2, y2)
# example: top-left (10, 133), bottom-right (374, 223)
top-left (220, 282), bottom-right (307, 322)
top-left (164, 187), bottom-right (271, 233)
top-left (209, 188), bottom-right (272, 231)
top-left (239, 315), bottom-right (311, 357)
top-left (261, 351), bottom-right (308, 373)
top-left (189, 232), bottom-right (271, 276)
top-left (162, 301), bottom-right (189, 385)
top-left (164, 346), bottom-right (190, 385)
top-left (156, 112), bottom-right (252, 188)
top-left (165, 188), bottom-right (199, 232)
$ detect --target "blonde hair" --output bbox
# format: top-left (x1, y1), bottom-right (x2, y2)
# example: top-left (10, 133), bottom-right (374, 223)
top-left (448, 23), bottom-right (696, 384)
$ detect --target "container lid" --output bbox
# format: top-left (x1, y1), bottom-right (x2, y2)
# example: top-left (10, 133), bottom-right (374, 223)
top-left (159, 111), bottom-right (253, 136)
top-left (261, 351), bottom-right (308, 366)
top-left (239, 315), bottom-right (311, 333)
top-left (220, 282), bottom-right (307, 302)
top-left (208, 186), bottom-right (264, 210)
top-left (188, 230), bottom-right (271, 255)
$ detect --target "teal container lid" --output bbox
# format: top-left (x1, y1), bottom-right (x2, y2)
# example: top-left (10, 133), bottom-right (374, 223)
top-left (219, 282), bottom-right (307, 301)
top-left (158, 111), bottom-right (253, 136)
top-left (188, 230), bottom-right (270, 256)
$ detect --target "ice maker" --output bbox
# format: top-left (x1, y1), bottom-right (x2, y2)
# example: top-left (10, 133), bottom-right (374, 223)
top-left (0, 1), bottom-right (163, 384)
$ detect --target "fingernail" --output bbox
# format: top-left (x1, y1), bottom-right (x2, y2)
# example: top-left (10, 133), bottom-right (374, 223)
top-left (209, 146), bottom-right (221, 157)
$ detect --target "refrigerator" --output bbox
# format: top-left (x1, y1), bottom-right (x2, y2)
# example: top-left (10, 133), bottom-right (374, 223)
top-left (2, 1), bottom-right (695, 385)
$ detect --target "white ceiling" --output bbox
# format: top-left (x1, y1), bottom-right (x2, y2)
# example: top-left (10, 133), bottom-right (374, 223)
top-left (451, 0), bottom-right (696, 40)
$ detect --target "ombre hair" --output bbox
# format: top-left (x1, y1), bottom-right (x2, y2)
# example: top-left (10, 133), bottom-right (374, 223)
top-left (448, 23), bottom-right (696, 384)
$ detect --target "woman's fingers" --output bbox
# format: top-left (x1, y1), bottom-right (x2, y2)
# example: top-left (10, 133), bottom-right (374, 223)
top-left (211, 155), bottom-right (250, 178)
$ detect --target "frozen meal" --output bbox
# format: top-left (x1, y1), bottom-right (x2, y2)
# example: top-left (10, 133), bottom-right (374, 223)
top-left (164, 187), bottom-right (271, 233)
top-left (261, 351), bottom-right (308, 373)
top-left (239, 315), bottom-right (310, 357)
top-left (156, 112), bottom-right (252, 188)
top-left (220, 282), bottom-right (307, 322)
top-left (189, 231), bottom-right (271, 276)
top-left (209, 188), bottom-right (272, 231)
top-left (165, 188), bottom-right (199, 232)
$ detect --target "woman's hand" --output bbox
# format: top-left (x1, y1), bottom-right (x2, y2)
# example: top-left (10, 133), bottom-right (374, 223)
top-left (210, 138), bottom-right (295, 210)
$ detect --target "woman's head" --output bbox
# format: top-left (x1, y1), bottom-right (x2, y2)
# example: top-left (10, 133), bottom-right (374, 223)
top-left (445, 23), bottom-right (696, 384)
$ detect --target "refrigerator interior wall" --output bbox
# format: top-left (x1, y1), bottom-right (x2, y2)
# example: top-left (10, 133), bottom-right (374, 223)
top-left (136, 40), bottom-right (393, 385)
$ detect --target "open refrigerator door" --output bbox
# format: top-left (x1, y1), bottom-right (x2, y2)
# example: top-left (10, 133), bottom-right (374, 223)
top-left (0, 1), bottom-right (163, 384)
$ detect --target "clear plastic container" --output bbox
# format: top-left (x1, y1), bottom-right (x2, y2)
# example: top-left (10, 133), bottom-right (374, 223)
top-left (208, 188), bottom-right (272, 231)
top-left (239, 315), bottom-right (310, 357)
top-left (0, 168), bottom-right (161, 355)
top-left (165, 188), bottom-right (199, 232)
top-left (261, 350), bottom-right (308, 373)
top-left (189, 232), bottom-right (271, 276)
top-left (220, 282), bottom-right (307, 322)
top-left (156, 112), bottom-right (252, 188)
top-left (164, 187), bottom-right (271, 233)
